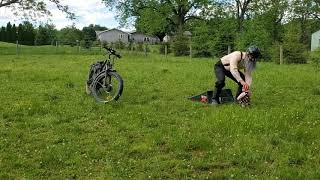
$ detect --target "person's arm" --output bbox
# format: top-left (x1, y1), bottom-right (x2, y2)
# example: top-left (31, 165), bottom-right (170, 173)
top-left (230, 55), bottom-right (249, 91)
top-left (230, 57), bottom-right (243, 83)
top-left (244, 70), bottom-right (252, 87)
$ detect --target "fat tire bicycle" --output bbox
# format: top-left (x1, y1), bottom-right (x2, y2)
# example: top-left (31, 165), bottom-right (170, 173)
top-left (86, 47), bottom-right (123, 103)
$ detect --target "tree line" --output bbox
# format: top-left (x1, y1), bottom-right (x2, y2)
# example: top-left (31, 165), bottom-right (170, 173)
top-left (0, 22), bottom-right (108, 46)
top-left (105, 0), bottom-right (320, 63)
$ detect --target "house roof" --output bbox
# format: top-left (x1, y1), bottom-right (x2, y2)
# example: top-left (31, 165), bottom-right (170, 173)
top-left (96, 28), bottom-right (130, 36)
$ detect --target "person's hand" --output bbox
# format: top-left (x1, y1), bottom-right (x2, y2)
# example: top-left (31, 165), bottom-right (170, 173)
top-left (240, 80), bottom-right (250, 92)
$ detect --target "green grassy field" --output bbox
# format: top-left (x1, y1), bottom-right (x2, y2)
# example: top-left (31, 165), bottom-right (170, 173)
top-left (0, 42), bottom-right (320, 179)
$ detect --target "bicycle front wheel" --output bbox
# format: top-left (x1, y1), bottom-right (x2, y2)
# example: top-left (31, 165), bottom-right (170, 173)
top-left (91, 71), bottom-right (123, 103)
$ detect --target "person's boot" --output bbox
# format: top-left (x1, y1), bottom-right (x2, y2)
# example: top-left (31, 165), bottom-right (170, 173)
top-left (211, 89), bottom-right (220, 105)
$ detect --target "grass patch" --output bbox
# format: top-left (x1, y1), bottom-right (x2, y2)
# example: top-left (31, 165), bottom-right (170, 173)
top-left (0, 44), bottom-right (320, 178)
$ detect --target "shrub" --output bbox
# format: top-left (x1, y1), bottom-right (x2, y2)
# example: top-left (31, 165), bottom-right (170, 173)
top-left (115, 40), bottom-right (125, 49)
top-left (171, 33), bottom-right (190, 56)
top-left (136, 43), bottom-right (144, 52)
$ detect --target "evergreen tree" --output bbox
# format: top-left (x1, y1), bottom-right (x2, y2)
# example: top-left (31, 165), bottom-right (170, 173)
top-left (6, 22), bottom-right (12, 42)
top-left (283, 22), bottom-right (307, 64)
top-left (0, 26), bottom-right (4, 41)
top-left (17, 24), bottom-right (24, 42)
top-left (82, 24), bottom-right (97, 41)
top-left (11, 24), bottom-right (17, 43)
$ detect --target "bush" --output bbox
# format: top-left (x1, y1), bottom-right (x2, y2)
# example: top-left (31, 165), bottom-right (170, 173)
top-left (81, 40), bottom-right (93, 49)
top-left (115, 40), bottom-right (125, 49)
top-left (127, 41), bottom-right (135, 51)
top-left (136, 43), bottom-right (144, 52)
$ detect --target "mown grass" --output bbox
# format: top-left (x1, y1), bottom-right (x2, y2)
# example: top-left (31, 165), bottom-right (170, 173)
top-left (0, 42), bottom-right (320, 179)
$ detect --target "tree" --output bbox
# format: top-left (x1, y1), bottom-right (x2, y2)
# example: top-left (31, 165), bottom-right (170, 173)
top-left (290, 0), bottom-right (320, 46)
top-left (58, 24), bottom-right (83, 46)
top-left (92, 24), bottom-right (108, 31)
top-left (283, 22), bottom-right (307, 64)
top-left (0, 0), bottom-right (74, 19)
top-left (104, 0), bottom-right (213, 36)
top-left (251, 0), bottom-right (288, 42)
top-left (17, 23), bottom-right (23, 42)
top-left (221, 0), bottom-right (255, 32)
top-left (0, 27), bottom-right (5, 41)
top-left (82, 24), bottom-right (97, 41)
top-left (11, 24), bottom-right (17, 43)
top-left (35, 24), bottom-right (57, 45)
top-left (21, 21), bottom-right (36, 45)
top-left (6, 22), bottom-right (12, 42)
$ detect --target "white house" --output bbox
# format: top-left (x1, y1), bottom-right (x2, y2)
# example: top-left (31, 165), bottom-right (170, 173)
top-left (96, 29), bottom-right (160, 44)
top-left (311, 30), bottom-right (320, 51)
top-left (96, 28), bottom-right (131, 43)
top-left (163, 31), bottom-right (192, 43)
top-left (130, 32), bottom-right (160, 44)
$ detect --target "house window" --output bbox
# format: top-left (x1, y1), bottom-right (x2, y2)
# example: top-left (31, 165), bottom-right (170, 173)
top-left (144, 37), bottom-right (150, 42)
top-left (119, 34), bottom-right (123, 39)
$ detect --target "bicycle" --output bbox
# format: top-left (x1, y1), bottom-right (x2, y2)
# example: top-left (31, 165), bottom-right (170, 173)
top-left (86, 47), bottom-right (124, 103)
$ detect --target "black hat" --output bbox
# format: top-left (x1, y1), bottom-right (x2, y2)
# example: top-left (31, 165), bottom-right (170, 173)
top-left (247, 46), bottom-right (261, 59)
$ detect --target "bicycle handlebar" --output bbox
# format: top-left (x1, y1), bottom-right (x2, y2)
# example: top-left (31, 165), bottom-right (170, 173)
top-left (104, 47), bottom-right (121, 58)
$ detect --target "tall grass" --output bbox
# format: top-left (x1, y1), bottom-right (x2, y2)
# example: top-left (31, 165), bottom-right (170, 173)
top-left (0, 42), bottom-right (319, 179)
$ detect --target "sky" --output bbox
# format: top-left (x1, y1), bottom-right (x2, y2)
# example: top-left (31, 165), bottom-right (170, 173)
top-left (0, 0), bottom-right (134, 31)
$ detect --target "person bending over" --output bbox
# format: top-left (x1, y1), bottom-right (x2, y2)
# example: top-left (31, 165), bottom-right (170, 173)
top-left (212, 46), bottom-right (261, 104)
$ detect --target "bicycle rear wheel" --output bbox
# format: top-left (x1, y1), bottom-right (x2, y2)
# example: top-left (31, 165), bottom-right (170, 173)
top-left (91, 71), bottom-right (123, 103)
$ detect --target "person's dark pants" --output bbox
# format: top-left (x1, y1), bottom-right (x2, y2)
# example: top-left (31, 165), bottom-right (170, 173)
top-left (213, 60), bottom-right (245, 103)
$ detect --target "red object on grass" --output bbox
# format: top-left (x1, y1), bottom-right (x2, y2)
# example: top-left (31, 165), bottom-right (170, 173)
top-left (200, 95), bottom-right (208, 103)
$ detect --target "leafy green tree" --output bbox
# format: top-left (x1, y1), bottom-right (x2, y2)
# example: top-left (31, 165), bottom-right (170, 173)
top-left (82, 24), bottom-right (97, 41)
top-left (235, 20), bottom-right (272, 60)
top-left (92, 24), bottom-right (108, 31)
top-left (58, 25), bottom-right (83, 46)
top-left (35, 24), bottom-right (57, 45)
top-left (290, 0), bottom-right (320, 47)
top-left (104, 0), bottom-right (212, 36)
top-left (0, 0), bottom-right (74, 19)
top-left (251, 0), bottom-right (288, 43)
top-left (21, 21), bottom-right (36, 45)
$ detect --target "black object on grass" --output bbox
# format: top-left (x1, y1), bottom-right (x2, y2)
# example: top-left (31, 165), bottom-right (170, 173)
top-left (188, 89), bottom-right (234, 104)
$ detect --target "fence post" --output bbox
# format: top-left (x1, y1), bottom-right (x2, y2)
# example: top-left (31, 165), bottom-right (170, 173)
top-left (144, 43), bottom-right (148, 56)
top-left (77, 40), bottom-right (80, 53)
top-left (189, 36), bottom-right (192, 60)
top-left (16, 40), bottom-right (19, 55)
top-left (280, 45), bottom-right (283, 65)
top-left (131, 42), bottom-right (134, 52)
top-left (16, 30), bottom-right (19, 55)
top-left (165, 44), bottom-right (168, 58)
